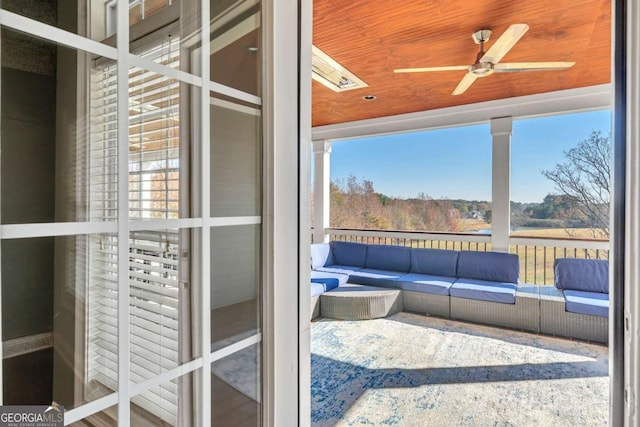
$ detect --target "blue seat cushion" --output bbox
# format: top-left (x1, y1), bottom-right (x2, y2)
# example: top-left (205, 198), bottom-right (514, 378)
top-left (564, 290), bottom-right (609, 317)
top-left (410, 248), bottom-right (459, 277)
top-left (365, 245), bottom-right (410, 272)
top-left (457, 251), bottom-right (519, 284)
top-left (316, 264), bottom-right (363, 276)
top-left (348, 268), bottom-right (406, 288)
top-left (554, 258), bottom-right (609, 293)
top-left (450, 279), bottom-right (517, 304)
top-left (311, 270), bottom-right (348, 287)
top-left (311, 277), bottom-right (339, 290)
top-left (311, 282), bottom-right (326, 297)
top-left (310, 243), bottom-right (333, 269)
top-left (396, 273), bottom-right (456, 295)
top-left (329, 241), bottom-right (367, 268)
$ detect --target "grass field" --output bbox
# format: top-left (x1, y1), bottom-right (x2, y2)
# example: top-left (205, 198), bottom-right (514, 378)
top-left (460, 218), bottom-right (607, 240)
top-left (510, 227), bottom-right (607, 239)
top-left (458, 218), bottom-right (491, 232)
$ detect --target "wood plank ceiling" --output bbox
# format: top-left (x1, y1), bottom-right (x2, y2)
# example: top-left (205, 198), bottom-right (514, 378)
top-left (312, 0), bottom-right (611, 127)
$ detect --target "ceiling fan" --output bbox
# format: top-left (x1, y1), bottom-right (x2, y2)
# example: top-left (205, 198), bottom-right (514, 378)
top-left (394, 24), bottom-right (575, 95)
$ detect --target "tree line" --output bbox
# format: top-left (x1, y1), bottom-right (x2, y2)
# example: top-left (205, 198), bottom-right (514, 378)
top-left (325, 176), bottom-right (608, 234)
top-left (329, 175), bottom-right (460, 231)
top-left (320, 130), bottom-right (610, 237)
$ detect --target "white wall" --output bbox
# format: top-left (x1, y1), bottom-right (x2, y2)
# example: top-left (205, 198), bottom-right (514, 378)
top-left (209, 103), bottom-right (261, 309)
top-left (210, 103), bottom-right (261, 217)
top-left (210, 225), bottom-right (259, 309)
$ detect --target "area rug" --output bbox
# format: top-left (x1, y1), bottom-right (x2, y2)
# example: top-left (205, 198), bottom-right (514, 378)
top-left (311, 312), bottom-right (608, 426)
top-left (211, 330), bottom-right (260, 402)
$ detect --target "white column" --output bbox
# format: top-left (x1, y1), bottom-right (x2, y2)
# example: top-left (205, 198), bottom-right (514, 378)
top-left (313, 140), bottom-right (332, 243)
top-left (490, 116), bottom-right (513, 253)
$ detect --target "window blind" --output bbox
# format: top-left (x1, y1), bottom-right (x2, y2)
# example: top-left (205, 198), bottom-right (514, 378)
top-left (88, 36), bottom-right (183, 425)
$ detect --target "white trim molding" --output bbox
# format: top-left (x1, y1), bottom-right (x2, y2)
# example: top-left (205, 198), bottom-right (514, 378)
top-left (115, 0), bottom-right (131, 424)
top-left (209, 80), bottom-right (262, 106)
top-left (64, 393), bottom-right (119, 425)
top-left (262, 0), bottom-right (301, 424)
top-left (624, 0), bottom-right (640, 424)
top-left (128, 54), bottom-right (203, 88)
top-left (196, 0), bottom-right (212, 424)
top-left (298, 0), bottom-right (314, 421)
top-left (2, 333), bottom-right (53, 359)
top-left (312, 84), bottom-right (611, 142)
top-left (0, 9), bottom-right (118, 60)
top-left (0, 222), bottom-right (117, 240)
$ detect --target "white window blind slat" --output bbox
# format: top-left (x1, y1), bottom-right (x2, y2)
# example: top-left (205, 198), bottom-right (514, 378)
top-left (130, 306), bottom-right (179, 330)
top-left (130, 343), bottom-right (178, 370)
top-left (130, 314), bottom-right (179, 340)
top-left (90, 319), bottom-right (181, 356)
top-left (88, 36), bottom-right (183, 425)
top-left (129, 293), bottom-right (179, 317)
top-left (130, 347), bottom-right (178, 373)
top-left (129, 272), bottom-right (180, 293)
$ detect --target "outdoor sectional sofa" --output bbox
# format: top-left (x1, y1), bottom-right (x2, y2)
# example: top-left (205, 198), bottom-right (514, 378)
top-left (310, 241), bottom-right (609, 344)
top-left (540, 258), bottom-right (609, 343)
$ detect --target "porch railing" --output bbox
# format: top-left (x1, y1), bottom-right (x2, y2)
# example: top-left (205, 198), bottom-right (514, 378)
top-left (510, 236), bottom-right (609, 285)
top-left (324, 228), bottom-right (609, 286)
top-left (328, 228), bottom-right (491, 251)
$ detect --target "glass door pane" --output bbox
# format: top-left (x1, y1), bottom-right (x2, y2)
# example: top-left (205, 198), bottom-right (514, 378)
top-left (209, 1), bottom-right (263, 424)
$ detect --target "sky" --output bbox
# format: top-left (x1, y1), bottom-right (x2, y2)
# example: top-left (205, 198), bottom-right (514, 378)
top-left (328, 109), bottom-right (611, 203)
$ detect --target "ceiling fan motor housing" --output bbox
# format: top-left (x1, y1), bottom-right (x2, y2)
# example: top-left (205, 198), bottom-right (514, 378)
top-left (469, 61), bottom-right (495, 76)
top-left (472, 29), bottom-right (492, 44)
top-left (471, 29), bottom-right (495, 76)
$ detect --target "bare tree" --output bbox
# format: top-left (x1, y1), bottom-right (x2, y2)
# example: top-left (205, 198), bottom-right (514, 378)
top-left (541, 131), bottom-right (611, 238)
top-left (329, 175), bottom-right (460, 233)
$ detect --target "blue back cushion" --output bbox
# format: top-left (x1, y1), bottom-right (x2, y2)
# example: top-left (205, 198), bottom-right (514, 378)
top-left (410, 248), bottom-right (459, 277)
top-left (554, 258), bottom-right (609, 293)
top-left (310, 243), bottom-right (333, 269)
top-left (329, 241), bottom-right (367, 268)
top-left (365, 245), bottom-right (411, 272)
top-left (457, 251), bottom-right (519, 283)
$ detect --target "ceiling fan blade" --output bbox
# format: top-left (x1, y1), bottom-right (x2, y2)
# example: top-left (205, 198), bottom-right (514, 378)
top-left (452, 73), bottom-right (478, 95)
top-left (394, 65), bottom-right (468, 73)
top-left (494, 61), bottom-right (576, 72)
top-left (480, 23), bottom-right (529, 64)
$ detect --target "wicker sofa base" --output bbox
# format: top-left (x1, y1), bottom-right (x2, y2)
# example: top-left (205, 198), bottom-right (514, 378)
top-left (312, 284), bottom-right (608, 344)
top-left (320, 284), bottom-right (403, 320)
top-left (540, 287), bottom-right (608, 343)
top-left (311, 295), bottom-right (321, 320)
top-left (450, 285), bottom-right (541, 333)
top-left (403, 291), bottom-right (450, 318)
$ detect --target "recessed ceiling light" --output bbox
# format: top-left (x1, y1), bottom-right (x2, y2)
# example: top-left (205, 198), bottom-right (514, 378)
top-left (363, 95), bottom-right (377, 100)
top-left (312, 45), bottom-right (369, 92)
